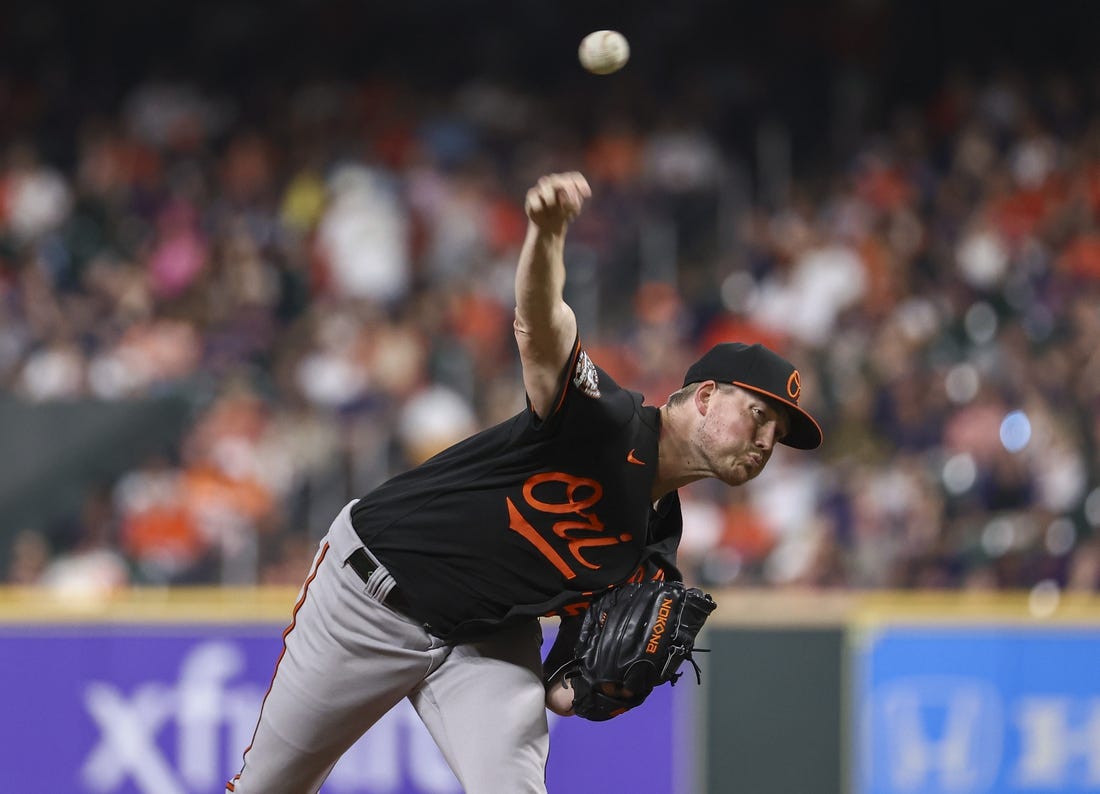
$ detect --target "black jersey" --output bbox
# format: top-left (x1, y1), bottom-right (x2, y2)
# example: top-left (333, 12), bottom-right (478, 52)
top-left (350, 339), bottom-right (683, 640)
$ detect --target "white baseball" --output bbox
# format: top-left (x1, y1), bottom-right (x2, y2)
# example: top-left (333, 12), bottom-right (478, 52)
top-left (578, 30), bottom-right (630, 75)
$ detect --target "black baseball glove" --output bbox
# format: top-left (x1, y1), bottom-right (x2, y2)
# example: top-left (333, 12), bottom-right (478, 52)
top-left (564, 580), bottom-right (717, 721)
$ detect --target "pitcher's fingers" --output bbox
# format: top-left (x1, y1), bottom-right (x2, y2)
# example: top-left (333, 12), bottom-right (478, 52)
top-left (563, 172), bottom-right (592, 199)
top-left (559, 173), bottom-right (592, 214)
top-left (536, 176), bottom-right (560, 208)
top-left (556, 183), bottom-right (581, 214)
top-left (525, 186), bottom-right (545, 217)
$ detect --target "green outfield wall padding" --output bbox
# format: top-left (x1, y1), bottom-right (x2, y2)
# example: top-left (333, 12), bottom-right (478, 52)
top-left (704, 627), bottom-right (845, 794)
top-left (0, 395), bottom-right (193, 560)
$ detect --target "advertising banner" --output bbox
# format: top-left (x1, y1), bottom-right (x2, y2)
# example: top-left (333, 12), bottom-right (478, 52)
top-left (856, 625), bottom-right (1100, 794)
top-left (0, 622), bottom-right (690, 794)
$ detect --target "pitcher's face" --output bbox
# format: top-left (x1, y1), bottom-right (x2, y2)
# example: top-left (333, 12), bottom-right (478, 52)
top-left (694, 383), bottom-right (789, 486)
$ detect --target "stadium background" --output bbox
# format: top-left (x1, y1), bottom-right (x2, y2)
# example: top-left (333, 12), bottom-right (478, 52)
top-left (1, 1), bottom-right (1099, 792)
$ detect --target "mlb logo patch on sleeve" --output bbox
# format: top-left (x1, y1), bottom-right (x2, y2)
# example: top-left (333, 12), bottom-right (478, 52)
top-left (573, 350), bottom-right (601, 398)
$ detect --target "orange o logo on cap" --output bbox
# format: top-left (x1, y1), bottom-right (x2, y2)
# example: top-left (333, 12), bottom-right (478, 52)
top-left (787, 370), bottom-right (801, 401)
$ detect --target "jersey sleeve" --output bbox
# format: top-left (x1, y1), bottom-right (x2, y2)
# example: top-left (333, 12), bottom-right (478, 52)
top-left (642, 492), bottom-right (685, 581)
top-left (526, 338), bottom-right (639, 438)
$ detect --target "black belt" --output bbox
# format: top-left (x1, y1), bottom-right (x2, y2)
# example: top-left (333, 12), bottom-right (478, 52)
top-left (347, 548), bottom-right (414, 615)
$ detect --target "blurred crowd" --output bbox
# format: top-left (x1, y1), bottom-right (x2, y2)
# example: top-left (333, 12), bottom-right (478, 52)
top-left (2, 58), bottom-right (1099, 600)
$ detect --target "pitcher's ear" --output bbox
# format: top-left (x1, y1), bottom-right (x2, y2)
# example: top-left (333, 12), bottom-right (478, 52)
top-left (694, 380), bottom-right (719, 414)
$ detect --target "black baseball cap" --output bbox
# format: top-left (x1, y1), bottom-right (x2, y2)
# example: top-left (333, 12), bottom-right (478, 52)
top-left (682, 342), bottom-right (823, 450)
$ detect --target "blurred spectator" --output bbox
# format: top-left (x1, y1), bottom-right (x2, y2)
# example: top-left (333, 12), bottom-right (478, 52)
top-left (396, 384), bottom-right (477, 467)
top-left (115, 455), bottom-right (209, 584)
top-left (37, 490), bottom-right (130, 597)
top-left (0, 7), bottom-right (1097, 597)
top-left (317, 164), bottom-right (410, 303)
top-left (6, 530), bottom-right (51, 585)
top-left (1, 142), bottom-right (72, 244)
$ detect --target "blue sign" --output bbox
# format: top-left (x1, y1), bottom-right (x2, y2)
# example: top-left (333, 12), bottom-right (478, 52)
top-left (0, 623), bottom-right (686, 793)
top-left (856, 626), bottom-right (1100, 794)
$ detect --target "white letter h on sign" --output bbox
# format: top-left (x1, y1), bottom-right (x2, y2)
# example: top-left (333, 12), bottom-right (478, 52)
top-left (1014, 697), bottom-right (1100, 787)
top-left (873, 677), bottom-right (1003, 792)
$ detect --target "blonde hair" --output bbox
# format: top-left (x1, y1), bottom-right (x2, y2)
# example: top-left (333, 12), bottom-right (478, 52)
top-left (666, 382), bottom-right (701, 407)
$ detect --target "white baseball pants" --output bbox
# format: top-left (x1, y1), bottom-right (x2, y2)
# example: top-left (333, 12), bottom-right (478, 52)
top-left (227, 501), bottom-right (549, 793)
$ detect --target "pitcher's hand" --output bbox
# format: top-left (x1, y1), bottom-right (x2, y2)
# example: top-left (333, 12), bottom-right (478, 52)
top-left (525, 172), bottom-right (591, 235)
